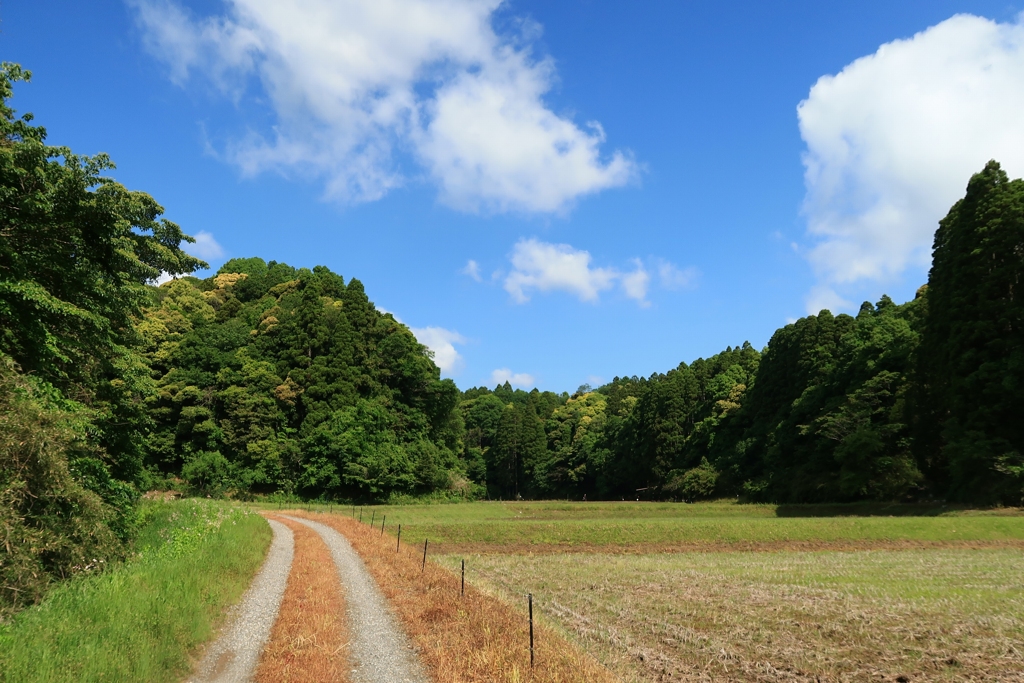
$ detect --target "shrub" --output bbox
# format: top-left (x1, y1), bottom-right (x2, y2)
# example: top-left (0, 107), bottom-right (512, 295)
top-left (0, 357), bottom-right (125, 620)
top-left (665, 458), bottom-right (720, 502)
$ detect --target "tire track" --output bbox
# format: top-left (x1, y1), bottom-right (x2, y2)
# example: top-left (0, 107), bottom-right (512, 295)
top-left (282, 515), bottom-right (426, 683)
top-left (189, 518), bottom-right (294, 683)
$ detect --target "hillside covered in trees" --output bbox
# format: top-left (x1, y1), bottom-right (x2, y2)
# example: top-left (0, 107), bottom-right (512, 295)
top-left (147, 160), bottom-right (1024, 508)
top-left (2, 59), bottom-right (1023, 616)
top-left (142, 260), bottom-right (463, 500)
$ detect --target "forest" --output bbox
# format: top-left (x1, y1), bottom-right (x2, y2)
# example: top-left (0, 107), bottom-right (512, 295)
top-left (2, 61), bottom-right (1023, 614)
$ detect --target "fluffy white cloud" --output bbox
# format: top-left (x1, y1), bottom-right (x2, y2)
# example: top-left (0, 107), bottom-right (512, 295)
top-left (131, 0), bottom-right (635, 211)
top-left (798, 13), bottom-right (1024, 312)
top-left (183, 230), bottom-right (225, 260)
top-left (503, 238), bottom-right (617, 303)
top-left (409, 325), bottom-right (466, 374)
top-left (460, 259), bottom-right (482, 282)
top-left (502, 238), bottom-right (690, 306)
top-left (491, 367), bottom-right (534, 388)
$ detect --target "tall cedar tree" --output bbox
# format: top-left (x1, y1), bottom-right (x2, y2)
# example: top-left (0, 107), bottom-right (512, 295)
top-left (919, 160), bottom-right (1024, 503)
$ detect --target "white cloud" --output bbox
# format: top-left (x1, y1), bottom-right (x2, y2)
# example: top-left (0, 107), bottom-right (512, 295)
top-left (409, 325), bottom-right (467, 374)
top-left (491, 367), bottom-right (534, 388)
top-left (460, 259), bottom-right (482, 282)
top-left (656, 260), bottom-right (698, 290)
top-left (378, 306), bottom-right (465, 374)
top-left (184, 230), bottom-right (225, 260)
top-left (153, 271), bottom-right (176, 285)
top-left (416, 54), bottom-right (635, 213)
top-left (131, 0), bottom-right (636, 212)
top-left (620, 259), bottom-right (650, 308)
top-left (502, 238), bottom-right (691, 306)
top-left (798, 13), bottom-right (1024, 312)
top-left (503, 238), bottom-right (617, 303)
top-left (805, 285), bottom-right (853, 316)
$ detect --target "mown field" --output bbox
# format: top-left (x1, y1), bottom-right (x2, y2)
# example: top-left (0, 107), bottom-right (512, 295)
top-left (306, 500), bottom-right (1024, 682)
top-left (283, 500), bottom-right (1024, 552)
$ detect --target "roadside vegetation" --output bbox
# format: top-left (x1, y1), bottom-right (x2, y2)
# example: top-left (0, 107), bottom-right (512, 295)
top-left (0, 500), bottom-right (270, 683)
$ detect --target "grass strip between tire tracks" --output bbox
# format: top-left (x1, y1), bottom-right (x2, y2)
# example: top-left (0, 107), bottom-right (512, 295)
top-left (255, 515), bottom-right (350, 683)
top-left (292, 510), bottom-right (616, 683)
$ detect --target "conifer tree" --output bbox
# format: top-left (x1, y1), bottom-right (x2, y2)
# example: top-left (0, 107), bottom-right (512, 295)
top-left (919, 161), bottom-right (1024, 503)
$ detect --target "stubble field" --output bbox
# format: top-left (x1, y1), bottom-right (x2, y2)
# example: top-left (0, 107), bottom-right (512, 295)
top-left (321, 500), bottom-right (1024, 682)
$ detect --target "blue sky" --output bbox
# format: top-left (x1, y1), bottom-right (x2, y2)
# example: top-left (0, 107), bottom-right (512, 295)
top-left (5, 1), bottom-right (1024, 391)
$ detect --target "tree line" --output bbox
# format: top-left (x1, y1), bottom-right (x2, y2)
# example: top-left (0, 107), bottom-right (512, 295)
top-left (2, 61), bottom-right (1023, 614)
top-left (466, 160), bottom-right (1022, 506)
top-left (144, 159), bottom-right (1024, 508)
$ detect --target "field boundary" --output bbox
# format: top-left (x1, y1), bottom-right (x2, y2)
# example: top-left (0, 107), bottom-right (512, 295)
top-left (425, 537), bottom-right (1024, 555)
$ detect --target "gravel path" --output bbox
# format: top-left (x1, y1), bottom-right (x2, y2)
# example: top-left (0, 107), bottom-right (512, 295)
top-left (188, 518), bottom-right (294, 683)
top-left (283, 515), bottom-right (428, 683)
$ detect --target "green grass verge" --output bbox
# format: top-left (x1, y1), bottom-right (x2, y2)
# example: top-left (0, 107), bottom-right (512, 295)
top-left (0, 499), bottom-right (271, 683)
top-left (276, 500), bottom-right (1024, 549)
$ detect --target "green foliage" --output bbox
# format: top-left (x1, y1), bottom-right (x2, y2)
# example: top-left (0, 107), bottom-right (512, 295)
top-left (142, 259), bottom-right (467, 501)
top-left (0, 63), bottom-right (206, 484)
top-left (918, 161), bottom-right (1024, 504)
top-left (717, 299), bottom-right (923, 502)
top-left (665, 458), bottom-right (720, 501)
top-left (0, 357), bottom-right (126, 620)
top-left (0, 61), bottom-right (208, 618)
top-left (0, 500), bottom-right (270, 683)
top-left (441, 162), bottom-right (1020, 506)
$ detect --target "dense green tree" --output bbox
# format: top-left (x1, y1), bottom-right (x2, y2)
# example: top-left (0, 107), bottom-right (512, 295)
top-left (0, 64), bottom-right (205, 484)
top-left (918, 161), bottom-right (1024, 503)
top-left (536, 392), bottom-right (610, 497)
top-left (142, 260), bottom-right (465, 501)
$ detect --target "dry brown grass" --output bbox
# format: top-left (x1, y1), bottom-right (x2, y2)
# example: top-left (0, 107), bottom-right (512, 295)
top-left (254, 515), bottom-right (350, 683)
top-left (293, 511), bottom-right (617, 683)
top-left (449, 550), bottom-right (1024, 683)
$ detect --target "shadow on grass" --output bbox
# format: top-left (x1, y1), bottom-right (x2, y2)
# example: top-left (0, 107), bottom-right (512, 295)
top-left (774, 502), bottom-right (976, 517)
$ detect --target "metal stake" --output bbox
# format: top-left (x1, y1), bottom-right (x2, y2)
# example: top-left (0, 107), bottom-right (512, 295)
top-left (528, 593), bottom-right (534, 668)
top-left (370, 510), bottom-right (375, 527)
top-left (461, 559), bottom-right (465, 597)
top-left (397, 524), bottom-right (401, 552)
top-left (422, 538), bottom-right (428, 571)
top-left (380, 515), bottom-right (386, 537)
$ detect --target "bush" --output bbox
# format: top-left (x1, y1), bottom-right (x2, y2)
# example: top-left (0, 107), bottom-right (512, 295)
top-left (665, 458), bottom-right (720, 502)
top-left (0, 357), bottom-right (126, 620)
top-left (181, 451), bottom-right (233, 496)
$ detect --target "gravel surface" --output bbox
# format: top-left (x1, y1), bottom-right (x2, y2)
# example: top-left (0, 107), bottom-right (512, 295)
top-left (283, 515), bottom-right (428, 683)
top-left (188, 518), bottom-right (294, 683)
